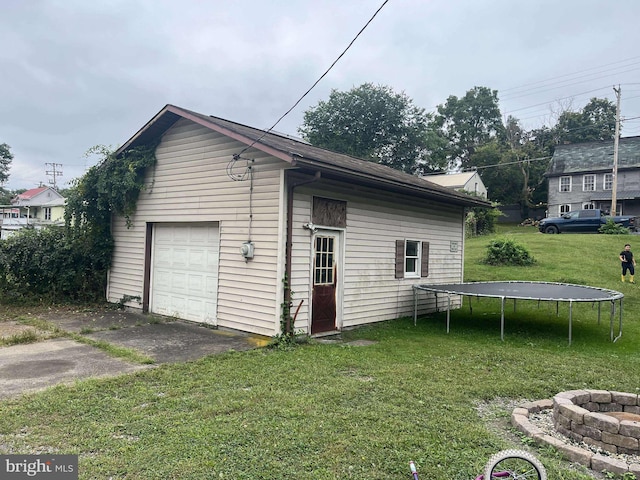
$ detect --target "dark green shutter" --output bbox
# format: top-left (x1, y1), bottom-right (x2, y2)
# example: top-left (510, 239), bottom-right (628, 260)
top-left (395, 240), bottom-right (404, 279)
top-left (421, 241), bottom-right (429, 278)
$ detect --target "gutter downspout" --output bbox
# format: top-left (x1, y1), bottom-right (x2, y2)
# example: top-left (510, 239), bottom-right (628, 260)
top-left (284, 170), bottom-right (321, 335)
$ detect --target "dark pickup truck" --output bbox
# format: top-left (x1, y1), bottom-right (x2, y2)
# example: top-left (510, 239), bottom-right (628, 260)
top-left (538, 209), bottom-right (638, 234)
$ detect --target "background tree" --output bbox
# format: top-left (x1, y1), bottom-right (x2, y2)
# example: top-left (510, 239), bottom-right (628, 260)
top-left (467, 117), bottom-right (550, 218)
top-left (431, 86), bottom-right (505, 169)
top-left (299, 83), bottom-right (445, 174)
top-left (555, 97), bottom-right (616, 144)
top-left (0, 143), bottom-right (13, 185)
top-left (0, 188), bottom-right (14, 205)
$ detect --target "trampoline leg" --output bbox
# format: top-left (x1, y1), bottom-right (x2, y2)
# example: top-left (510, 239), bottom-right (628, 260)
top-left (435, 293), bottom-right (439, 313)
top-left (598, 302), bottom-right (601, 325)
top-left (446, 294), bottom-right (451, 333)
top-left (413, 287), bottom-right (418, 326)
top-left (500, 296), bottom-right (505, 341)
top-left (610, 300), bottom-right (614, 341)
top-left (613, 298), bottom-right (623, 343)
top-left (569, 301), bottom-right (573, 345)
top-left (556, 301), bottom-right (559, 317)
top-left (469, 295), bottom-right (473, 315)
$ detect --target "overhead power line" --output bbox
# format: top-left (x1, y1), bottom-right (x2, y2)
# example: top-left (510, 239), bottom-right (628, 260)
top-left (500, 56), bottom-right (640, 94)
top-left (474, 156), bottom-right (552, 170)
top-left (500, 66), bottom-right (640, 102)
top-left (503, 87), bottom-right (611, 115)
top-left (235, 0), bottom-right (390, 158)
top-left (500, 62), bottom-right (640, 100)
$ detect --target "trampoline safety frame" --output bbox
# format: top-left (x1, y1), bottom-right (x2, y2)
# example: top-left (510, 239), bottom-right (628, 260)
top-left (412, 281), bottom-right (623, 345)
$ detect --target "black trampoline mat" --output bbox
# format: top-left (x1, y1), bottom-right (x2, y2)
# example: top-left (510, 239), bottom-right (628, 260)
top-left (414, 281), bottom-right (623, 302)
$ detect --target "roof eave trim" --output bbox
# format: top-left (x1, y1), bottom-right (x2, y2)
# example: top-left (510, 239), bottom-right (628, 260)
top-left (294, 159), bottom-right (490, 208)
top-left (116, 105), bottom-right (294, 163)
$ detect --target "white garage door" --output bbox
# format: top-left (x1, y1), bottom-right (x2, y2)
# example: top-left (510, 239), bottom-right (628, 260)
top-left (151, 223), bottom-right (219, 324)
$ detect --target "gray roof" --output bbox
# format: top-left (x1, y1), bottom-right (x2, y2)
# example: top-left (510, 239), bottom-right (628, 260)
top-left (547, 136), bottom-right (640, 177)
top-left (117, 104), bottom-right (490, 208)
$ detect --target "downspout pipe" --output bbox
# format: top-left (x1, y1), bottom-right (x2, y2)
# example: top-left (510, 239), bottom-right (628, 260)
top-left (284, 170), bottom-right (321, 334)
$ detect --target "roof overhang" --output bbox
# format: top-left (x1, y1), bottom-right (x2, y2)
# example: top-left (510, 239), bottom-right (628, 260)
top-left (289, 157), bottom-right (489, 208)
top-left (590, 191), bottom-right (640, 201)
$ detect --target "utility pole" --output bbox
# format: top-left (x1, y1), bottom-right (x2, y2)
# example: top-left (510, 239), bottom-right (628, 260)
top-left (45, 163), bottom-right (63, 190)
top-left (611, 86), bottom-right (621, 216)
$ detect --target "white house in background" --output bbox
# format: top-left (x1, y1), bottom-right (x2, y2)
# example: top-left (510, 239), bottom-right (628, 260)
top-left (106, 104), bottom-right (490, 337)
top-left (423, 171), bottom-right (488, 198)
top-left (0, 186), bottom-right (66, 240)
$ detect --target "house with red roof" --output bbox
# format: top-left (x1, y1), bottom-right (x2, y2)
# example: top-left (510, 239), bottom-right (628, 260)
top-left (0, 186), bottom-right (65, 239)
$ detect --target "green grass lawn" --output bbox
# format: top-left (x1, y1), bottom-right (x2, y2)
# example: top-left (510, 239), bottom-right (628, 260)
top-left (1, 227), bottom-right (639, 479)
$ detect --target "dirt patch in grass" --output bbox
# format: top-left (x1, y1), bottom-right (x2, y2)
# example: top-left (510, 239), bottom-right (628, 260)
top-left (0, 322), bottom-right (37, 340)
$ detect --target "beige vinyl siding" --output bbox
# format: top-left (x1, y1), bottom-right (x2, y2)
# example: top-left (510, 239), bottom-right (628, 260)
top-left (108, 118), bottom-right (286, 336)
top-left (289, 194), bottom-right (314, 332)
top-left (289, 181), bottom-right (465, 332)
top-left (107, 215), bottom-right (146, 305)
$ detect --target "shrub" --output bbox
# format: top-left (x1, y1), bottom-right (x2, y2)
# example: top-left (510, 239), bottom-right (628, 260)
top-left (482, 237), bottom-right (536, 266)
top-left (461, 191), bottom-right (502, 238)
top-left (598, 218), bottom-right (630, 235)
top-left (0, 226), bottom-right (107, 302)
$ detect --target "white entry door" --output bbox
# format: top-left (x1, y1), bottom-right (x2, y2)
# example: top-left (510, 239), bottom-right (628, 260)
top-left (151, 223), bottom-right (219, 324)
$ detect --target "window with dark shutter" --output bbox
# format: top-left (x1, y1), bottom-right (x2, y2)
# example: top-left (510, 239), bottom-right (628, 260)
top-left (396, 240), bottom-right (429, 278)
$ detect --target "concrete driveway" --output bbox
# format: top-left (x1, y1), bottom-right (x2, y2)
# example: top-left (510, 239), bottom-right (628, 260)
top-left (0, 309), bottom-right (269, 399)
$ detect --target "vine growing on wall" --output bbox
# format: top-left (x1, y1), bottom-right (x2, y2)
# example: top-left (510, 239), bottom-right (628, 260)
top-left (60, 143), bottom-right (158, 297)
top-left (65, 143), bottom-right (158, 231)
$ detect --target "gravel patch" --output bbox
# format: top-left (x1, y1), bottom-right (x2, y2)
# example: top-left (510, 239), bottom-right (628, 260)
top-left (528, 407), bottom-right (640, 467)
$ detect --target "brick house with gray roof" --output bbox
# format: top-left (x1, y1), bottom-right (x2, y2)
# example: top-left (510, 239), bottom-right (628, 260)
top-left (545, 136), bottom-right (640, 217)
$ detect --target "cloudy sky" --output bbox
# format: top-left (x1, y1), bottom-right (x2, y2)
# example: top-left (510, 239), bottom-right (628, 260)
top-left (2, 0), bottom-right (640, 190)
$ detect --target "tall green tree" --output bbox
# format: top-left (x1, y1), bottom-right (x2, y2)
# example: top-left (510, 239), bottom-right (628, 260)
top-left (299, 83), bottom-right (446, 174)
top-left (469, 116), bottom-right (550, 217)
top-left (431, 86), bottom-right (505, 169)
top-left (555, 97), bottom-right (616, 144)
top-left (0, 143), bottom-right (13, 185)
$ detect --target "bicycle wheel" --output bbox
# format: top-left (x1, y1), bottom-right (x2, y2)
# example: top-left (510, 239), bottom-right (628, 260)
top-left (482, 449), bottom-right (547, 480)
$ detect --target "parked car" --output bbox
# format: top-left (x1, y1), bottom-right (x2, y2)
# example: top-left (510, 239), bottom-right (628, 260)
top-left (538, 209), bottom-right (637, 234)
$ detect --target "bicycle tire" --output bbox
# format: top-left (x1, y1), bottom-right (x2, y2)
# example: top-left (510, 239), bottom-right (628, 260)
top-left (482, 449), bottom-right (547, 480)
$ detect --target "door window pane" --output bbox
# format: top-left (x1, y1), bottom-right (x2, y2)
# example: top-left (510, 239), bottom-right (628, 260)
top-left (314, 236), bottom-right (335, 285)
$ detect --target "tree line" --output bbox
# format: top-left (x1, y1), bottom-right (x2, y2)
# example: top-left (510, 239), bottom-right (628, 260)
top-left (2, 85), bottom-right (616, 213)
top-left (0, 86), bottom-right (617, 301)
top-left (299, 83), bottom-right (617, 217)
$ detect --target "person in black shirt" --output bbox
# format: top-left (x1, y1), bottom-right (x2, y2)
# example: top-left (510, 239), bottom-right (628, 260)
top-left (619, 243), bottom-right (636, 283)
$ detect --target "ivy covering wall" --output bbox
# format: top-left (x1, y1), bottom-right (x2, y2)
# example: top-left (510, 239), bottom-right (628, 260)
top-left (0, 144), bottom-right (156, 302)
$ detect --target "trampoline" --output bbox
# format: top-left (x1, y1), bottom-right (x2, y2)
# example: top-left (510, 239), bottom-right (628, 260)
top-left (412, 281), bottom-right (624, 344)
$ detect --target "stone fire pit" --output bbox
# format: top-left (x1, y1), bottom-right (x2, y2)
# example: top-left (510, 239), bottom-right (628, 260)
top-left (554, 390), bottom-right (640, 455)
top-left (511, 390), bottom-right (640, 477)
